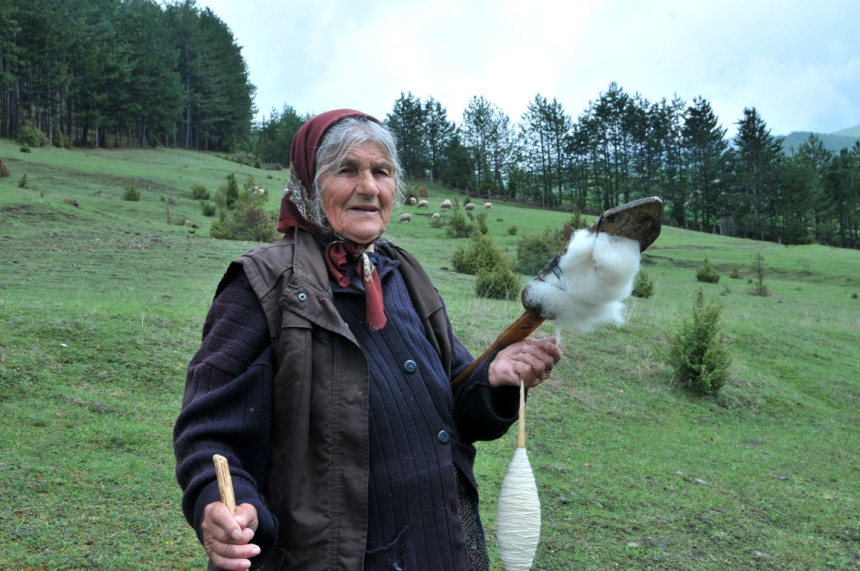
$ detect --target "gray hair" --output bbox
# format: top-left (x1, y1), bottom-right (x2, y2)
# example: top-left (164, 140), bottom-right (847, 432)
top-left (300, 116), bottom-right (405, 230)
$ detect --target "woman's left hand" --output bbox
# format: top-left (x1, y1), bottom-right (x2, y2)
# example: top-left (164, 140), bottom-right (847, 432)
top-left (488, 337), bottom-right (562, 389)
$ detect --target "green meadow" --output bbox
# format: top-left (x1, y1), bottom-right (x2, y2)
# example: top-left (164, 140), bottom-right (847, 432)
top-left (0, 139), bottom-right (857, 570)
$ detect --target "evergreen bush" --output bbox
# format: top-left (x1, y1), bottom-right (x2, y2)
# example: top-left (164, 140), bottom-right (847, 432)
top-left (696, 257), bottom-right (720, 283)
top-left (631, 270), bottom-right (655, 298)
top-left (191, 183), bottom-right (210, 200)
top-left (122, 183), bottom-right (141, 201)
top-left (475, 265), bottom-right (521, 300)
top-left (201, 202), bottom-right (217, 217)
top-left (668, 288), bottom-right (731, 396)
top-left (516, 227), bottom-right (564, 276)
top-left (17, 125), bottom-right (45, 148)
top-left (446, 198), bottom-right (472, 238)
top-left (749, 252), bottom-right (771, 296)
top-left (451, 234), bottom-right (510, 276)
top-left (18, 174), bottom-right (28, 188)
top-left (209, 202), bottom-right (278, 242)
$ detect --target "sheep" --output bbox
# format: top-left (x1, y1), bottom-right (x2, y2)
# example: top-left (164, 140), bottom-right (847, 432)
top-left (416, 200), bottom-right (429, 209)
top-left (483, 201), bottom-right (493, 210)
top-left (398, 213), bottom-right (412, 223)
top-left (439, 199), bottom-right (452, 210)
top-left (464, 203), bottom-right (476, 211)
top-left (408, 197), bottom-right (417, 206)
top-left (431, 213), bottom-right (441, 220)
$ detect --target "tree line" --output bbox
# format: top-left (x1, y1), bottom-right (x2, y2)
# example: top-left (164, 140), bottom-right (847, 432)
top-left (0, 0), bottom-right (254, 150)
top-left (381, 87), bottom-right (860, 248)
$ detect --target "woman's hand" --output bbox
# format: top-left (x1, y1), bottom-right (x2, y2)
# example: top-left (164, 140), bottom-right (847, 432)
top-left (201, 502), bottom-right (261, 570)
top-left (488, 337), bottom-right (562, 389)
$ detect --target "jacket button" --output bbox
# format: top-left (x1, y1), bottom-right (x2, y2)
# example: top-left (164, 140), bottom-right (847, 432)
top-left (403, 359), bottom-right (417, 374)
top-left (437, 430), bottom-right (450, 444)
top-left (297, 292), bottom-right (307, 302)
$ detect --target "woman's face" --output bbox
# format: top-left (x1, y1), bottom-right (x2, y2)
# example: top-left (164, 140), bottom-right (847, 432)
top-left (319, 141), bottom-right (395, 245)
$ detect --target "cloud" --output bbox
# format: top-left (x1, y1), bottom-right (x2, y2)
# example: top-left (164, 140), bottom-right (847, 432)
top-left (197, 0), bottom-right (859, 136)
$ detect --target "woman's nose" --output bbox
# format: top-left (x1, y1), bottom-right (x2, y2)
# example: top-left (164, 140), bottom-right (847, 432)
top-left (354, 169), bottom-right (379, 195)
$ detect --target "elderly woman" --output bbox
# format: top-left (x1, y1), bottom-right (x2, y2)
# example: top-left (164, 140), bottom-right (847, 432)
top-left (173, 109), bottom-right (562, 571)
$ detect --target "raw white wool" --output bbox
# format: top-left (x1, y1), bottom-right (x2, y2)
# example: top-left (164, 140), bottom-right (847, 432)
top-left (496, 448), bottom-right (541, 570)
top-left (523, 229), bottom-right (641, 334)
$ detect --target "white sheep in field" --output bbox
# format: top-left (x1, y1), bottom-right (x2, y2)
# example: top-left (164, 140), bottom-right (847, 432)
top-left (464, 203), bottom-right (476, 211)
top-left (398, 213), bottom-right (412, 223)
top-left (431, 212), bottom-right (441, 220)
top-left (439, 199), bottom-right (452, 210)
top-left (408, 197), bottom-right (417, 206)
top-left (416, 200), bottom-right (429, 209)
top-left (483, 201), bottom-right (493, 210)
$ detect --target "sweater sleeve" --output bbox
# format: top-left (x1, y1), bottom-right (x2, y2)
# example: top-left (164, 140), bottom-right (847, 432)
top-left (445, 309), bottom-right (521, 444)
top-left (173, 271), bottom-right (278, 568)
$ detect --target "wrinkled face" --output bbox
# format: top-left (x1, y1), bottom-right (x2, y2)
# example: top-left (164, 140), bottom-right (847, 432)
top-left (319, 141), bottom-right (395, 246)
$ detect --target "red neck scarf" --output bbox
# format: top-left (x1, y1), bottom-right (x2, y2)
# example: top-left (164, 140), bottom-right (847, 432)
top-left (277, 109), bottom-right (387, 331)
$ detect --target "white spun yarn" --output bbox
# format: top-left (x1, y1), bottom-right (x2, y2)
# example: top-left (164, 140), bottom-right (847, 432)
top-left (496, 448), bottom-right (541, 570)
top-left (523, 229), bottom-right (641, 334)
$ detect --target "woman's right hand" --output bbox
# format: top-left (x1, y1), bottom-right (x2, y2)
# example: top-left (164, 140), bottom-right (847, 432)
top-left (201, 501), bottom-right (261, 570)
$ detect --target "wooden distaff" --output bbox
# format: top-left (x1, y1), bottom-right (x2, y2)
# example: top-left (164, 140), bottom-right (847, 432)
top-left (213, 454), bottom-right (237, 515)
top-left (451, 196), bottom-right (663, 388)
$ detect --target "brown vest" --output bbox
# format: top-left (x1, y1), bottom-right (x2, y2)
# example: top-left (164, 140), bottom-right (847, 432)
top-left (231, 229), bottom-right (453, 570)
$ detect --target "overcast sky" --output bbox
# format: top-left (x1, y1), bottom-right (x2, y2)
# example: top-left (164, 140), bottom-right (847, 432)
top-left (193, 0), bottom-right (859, 138)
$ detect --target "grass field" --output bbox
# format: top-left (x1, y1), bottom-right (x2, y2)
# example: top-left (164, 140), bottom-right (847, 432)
top-left (1, 139), bottom-right (858, 570)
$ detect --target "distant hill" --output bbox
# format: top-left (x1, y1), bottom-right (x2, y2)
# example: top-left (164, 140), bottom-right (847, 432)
top-left (780, 126), bottom-right (860, 154)
top-left (833, 125), bottom-right (860, 138)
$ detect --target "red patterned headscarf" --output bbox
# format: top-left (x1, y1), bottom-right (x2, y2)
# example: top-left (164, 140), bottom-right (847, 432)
top-left (277, 109), bottom-right (388, 330)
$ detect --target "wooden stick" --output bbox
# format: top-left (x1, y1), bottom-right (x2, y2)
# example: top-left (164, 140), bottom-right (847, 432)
top-left (213, 454), bottom-right (236, 515)
top-left (451, 308), bottom-right (545, 388)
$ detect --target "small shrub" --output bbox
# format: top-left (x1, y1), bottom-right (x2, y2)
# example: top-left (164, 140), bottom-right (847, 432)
top-left (473, 211), bottom-right (489, 235)
top-left (730, 268), bottom-right (742, 279)
top-left (122, 183), bottom-right (141, 201)
top-left (209, 202), bottom-right (279, 242)
top-left (475, 265), bottom-right (521, 300)
top-left (221, 173), bottom-right (240, 209)
top-left (0, 159), bottom-right (9, 178)
top-left (749, 252), bottom-right (770, 296)
top-left (631, 270), bottom-right (655, 298)
top-left (667, 288), bottom-right (731, 396)
top-left (446, 198), bottom-right (472, 238)
top-left (17, 125), bottom-right (45, 148)
top-left (201, 202), bottom-right (217, 217)
top-left (507, 225), bottom-right (518, 236)
top-left (696, 257), bottom-right (720, 283)
top-left (451, 234), bottom-right (510, 276)
top-left (243, 174), bottom-right (257, 193)
top-left (564, 208), bottom-right (588, 238)
top-left (516, 227), bottom-right (565, 276)
top-left (18, 174), bottom-right (29, 188)
top-left (191, 183), bottom-right (210, 200)
top-left (52, 128), bottom-right (68, 149)
top-left (20, 145), bottom-right (31, 153)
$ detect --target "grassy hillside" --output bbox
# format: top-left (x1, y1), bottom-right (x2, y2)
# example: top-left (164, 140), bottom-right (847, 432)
top-left (1, 139), bottom-right (858, 570)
